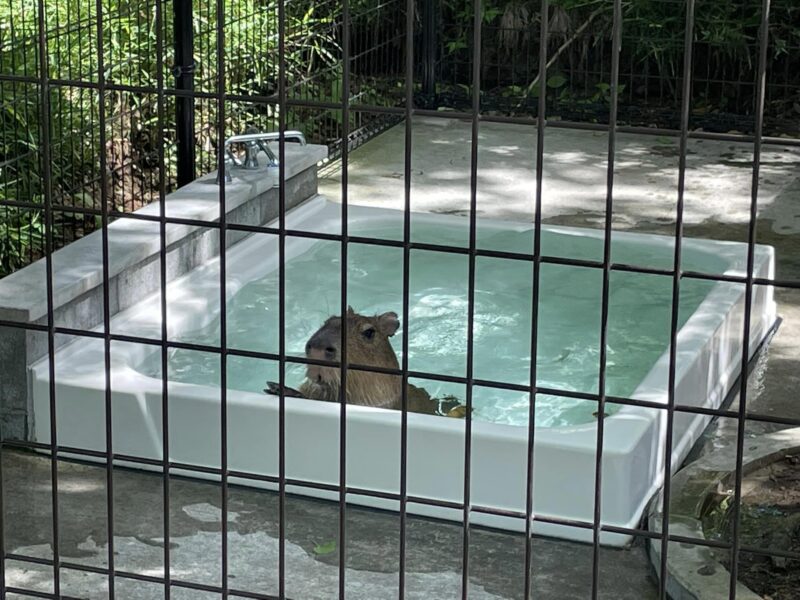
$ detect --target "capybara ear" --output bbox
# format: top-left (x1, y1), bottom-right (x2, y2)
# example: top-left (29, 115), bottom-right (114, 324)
top-left (347, 305), bottom-right (356, 316)
top-left (377, 312), bottom-right (400, 336)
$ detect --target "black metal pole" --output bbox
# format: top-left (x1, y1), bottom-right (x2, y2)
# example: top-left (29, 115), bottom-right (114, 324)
top-left (174, 0), bottom-right (195, 187)
top-left (420, 0), bottom-right (437, 107)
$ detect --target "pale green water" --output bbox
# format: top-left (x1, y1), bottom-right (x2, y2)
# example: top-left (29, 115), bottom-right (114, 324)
top-left (138, 221), bottom-right (727, 428)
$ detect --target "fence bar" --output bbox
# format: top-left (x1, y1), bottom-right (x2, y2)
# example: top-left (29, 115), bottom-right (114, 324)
top-left (523, 0), bottom-right (548, 596)
top-left (1, 316), bottom-right (792, 425)
top-left (215, 0), bottom-right (230, 595)
top-left (420, 0), bottom-right (437, 106)
top-left (658, 0), bottom-right (696, 597)
top-left (461, 0), bottom-right (482, 596)
top-left (0, 373), bottom-right (4, 599)
top-left (154, 0), bottom-right (172, 592)
top-left (728, 1), bottom-right (772, 597)
top-left (174, 0), bottom-right (196, 187)
top-left (339, 0), bottom-right (352, 596)
top-left (591, 0), bottom-right (623, 595)
top-left (399, 0), bottom-right (415, 594)
top-left (93, 0), bottom-right (116, 595)
top-left (35, 0), bottom-right (61, 594)
top-left (278, 0), bottom-right (288, 595)
top-left (0, 69), bottom-right (798, 147)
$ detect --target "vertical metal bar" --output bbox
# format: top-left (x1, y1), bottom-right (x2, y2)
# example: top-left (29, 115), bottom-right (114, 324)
top-left (35, 0), bottom-right (61, 594)
top-left (1, 3), bottom-right (10, 590)
top-left (277, 0), bottom-right (288, 595)
top-left (0, 376), bottom-right (5, 598)
top-left (174, 0), bottom-right (196, 187)
top-left (215, 0), bottom-right (229, 595)
top-left (728, 1), bottom-right (771, 597)
top-left (658, 0), bottom-right (696, 597)
top-left (523, 0), bottom-right (548, 596)
top-left (462, 0), bottom-right (481, 596)
top-left (94, 0), bottom-right (115, 595)
top-left (590, 0), bottom-right (622, 594)
top-left (155, 0), bottom-right (171, 596)
top-left (420, 0), bottom-right (437, 106)
top-left (398, 0), bottom-right (415, 595)
top-left (339, 0), bottom-right (351, 595)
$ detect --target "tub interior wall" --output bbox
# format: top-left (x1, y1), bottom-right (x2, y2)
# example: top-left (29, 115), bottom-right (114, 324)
top-left (130, 204), bottom-right (736, 429)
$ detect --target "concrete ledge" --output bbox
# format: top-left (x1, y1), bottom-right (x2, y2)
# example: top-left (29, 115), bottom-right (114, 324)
top-left (0, 142), bottom-right (328, 440)
top-left (0, 143), bottom-right (326, 322)
top-left (647, 427), bottom-right (800, 599)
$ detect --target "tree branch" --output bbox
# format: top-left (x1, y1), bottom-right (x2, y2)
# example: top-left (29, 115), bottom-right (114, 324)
top-left (518, 5), bottom-right (607, 107)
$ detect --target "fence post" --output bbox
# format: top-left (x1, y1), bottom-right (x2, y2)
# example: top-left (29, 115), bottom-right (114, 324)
top-left (174, 0), bottom-right (195, 187)
top-left (420, 0), bottom-right (438, 107)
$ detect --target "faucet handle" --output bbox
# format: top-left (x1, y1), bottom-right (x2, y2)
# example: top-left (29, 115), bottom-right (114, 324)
top-left (215, 129), bottom-right (307, 184)
top-left (242, 141), bottom-right (260, 169)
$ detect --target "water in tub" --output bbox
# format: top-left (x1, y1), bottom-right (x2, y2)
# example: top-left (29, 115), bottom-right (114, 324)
top-left (137, 220), bottom-right (725, 428)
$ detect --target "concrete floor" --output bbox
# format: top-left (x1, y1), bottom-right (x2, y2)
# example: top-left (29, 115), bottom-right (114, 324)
top-left (4, 117), bottom-right (800, 598)
top-left (3, 451), bottom-right (657, 599)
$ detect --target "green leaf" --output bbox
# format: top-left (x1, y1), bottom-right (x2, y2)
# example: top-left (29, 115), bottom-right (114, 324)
top-left (546, 74), bottom-right (567, 89)
top-left (483, 7), bottom-right (501, 23)
top-left (446, 40), bottom-right (468, 53)
top-left (313, 540), bottom-right (337, 555)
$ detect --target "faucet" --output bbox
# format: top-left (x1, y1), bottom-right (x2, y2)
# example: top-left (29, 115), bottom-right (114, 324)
top-left (216, 129), bottom-right (307, 184)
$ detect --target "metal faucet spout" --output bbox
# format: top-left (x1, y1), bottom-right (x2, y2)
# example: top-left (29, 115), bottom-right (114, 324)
top-left (216, 130), bottom-right (307, 184)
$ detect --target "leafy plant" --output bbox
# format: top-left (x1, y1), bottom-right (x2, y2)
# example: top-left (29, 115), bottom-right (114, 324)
top-left (0, 208), bottom-right (45, 276)
top-left (312, 540), bottom-right (337, 555)
top-left (0, 0), bottom-right (361, 276)
top-left (436, 0), bottom-right (799, 123)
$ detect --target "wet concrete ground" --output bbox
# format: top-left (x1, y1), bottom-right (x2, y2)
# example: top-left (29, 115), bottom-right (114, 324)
top-left (2, 451), bottom-right (658, 599)
top-left (4, 118), bottom-right (800, 598)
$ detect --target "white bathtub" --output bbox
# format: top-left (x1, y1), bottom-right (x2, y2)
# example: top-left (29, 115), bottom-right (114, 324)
top-left (30, 196), bottom-right (776, 546)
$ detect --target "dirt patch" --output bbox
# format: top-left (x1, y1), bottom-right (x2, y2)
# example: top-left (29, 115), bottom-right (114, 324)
top-left (704, 454), bottom-right (800, 600)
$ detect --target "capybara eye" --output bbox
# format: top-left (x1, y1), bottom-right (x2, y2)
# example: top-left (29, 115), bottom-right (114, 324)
top-left (362, 327), bottom-right (375, 340)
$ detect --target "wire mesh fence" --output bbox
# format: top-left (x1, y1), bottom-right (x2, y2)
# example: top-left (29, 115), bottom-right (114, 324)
top-left (0, 0), bottom-right (410, 277)
top-left (0, 0), bottom-right (799, 598)
top-left (434, 0), bottom-right (800, 137)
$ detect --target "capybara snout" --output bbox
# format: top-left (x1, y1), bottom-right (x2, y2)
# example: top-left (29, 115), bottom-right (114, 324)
top-left (305, 326), bottom-right (338, 361)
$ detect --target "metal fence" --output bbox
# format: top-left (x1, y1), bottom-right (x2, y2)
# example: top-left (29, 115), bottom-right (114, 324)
top-left (434, 0), bottom-right (800, 137)
top-left (0, 0), bottom-right (799, 598)
top-left (0, 0), bottom-right (412, 276)
top-left (5, 0), bottom-right (799, 277)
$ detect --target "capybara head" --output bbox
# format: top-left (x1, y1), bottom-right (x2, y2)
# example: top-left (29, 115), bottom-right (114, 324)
top-left (301, 307), bottom-right (402, 408)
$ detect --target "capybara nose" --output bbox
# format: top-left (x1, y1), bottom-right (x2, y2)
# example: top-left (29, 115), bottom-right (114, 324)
top-left (306, 342), bottom-right (337, 361)
top-left (307, 329), bottom-right (338, 355)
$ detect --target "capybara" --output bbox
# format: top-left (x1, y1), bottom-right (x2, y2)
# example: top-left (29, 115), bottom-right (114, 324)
top-left (265, 307), bottom-right (466, 417)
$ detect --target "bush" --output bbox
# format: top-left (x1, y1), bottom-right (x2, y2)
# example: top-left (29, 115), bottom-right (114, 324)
top-left (0, 0), bottom-right (350, 277)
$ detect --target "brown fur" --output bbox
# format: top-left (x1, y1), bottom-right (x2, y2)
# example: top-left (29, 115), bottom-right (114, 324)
top-left (299, 307), bottom-right (403, 409)
top-left (296, 308), bottom-right (464, 416)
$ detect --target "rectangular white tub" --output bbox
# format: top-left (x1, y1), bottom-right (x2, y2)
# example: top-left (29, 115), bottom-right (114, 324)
top-left (30, 196), bottom-right (776, 546)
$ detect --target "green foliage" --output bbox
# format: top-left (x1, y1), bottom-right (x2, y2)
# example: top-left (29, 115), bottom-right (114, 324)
top-left (0, 208), bottom-right (45, 275)
top-left (312, 540), bottom-right (337, 555)
top-left (2, 0), bottom-right (798, 278)
top-left (546, 74), bottom-right (567, 89)
top-left (0, 0), bottom-right (349, 277)
top-left (440, 0), bottom-right (800, 119)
